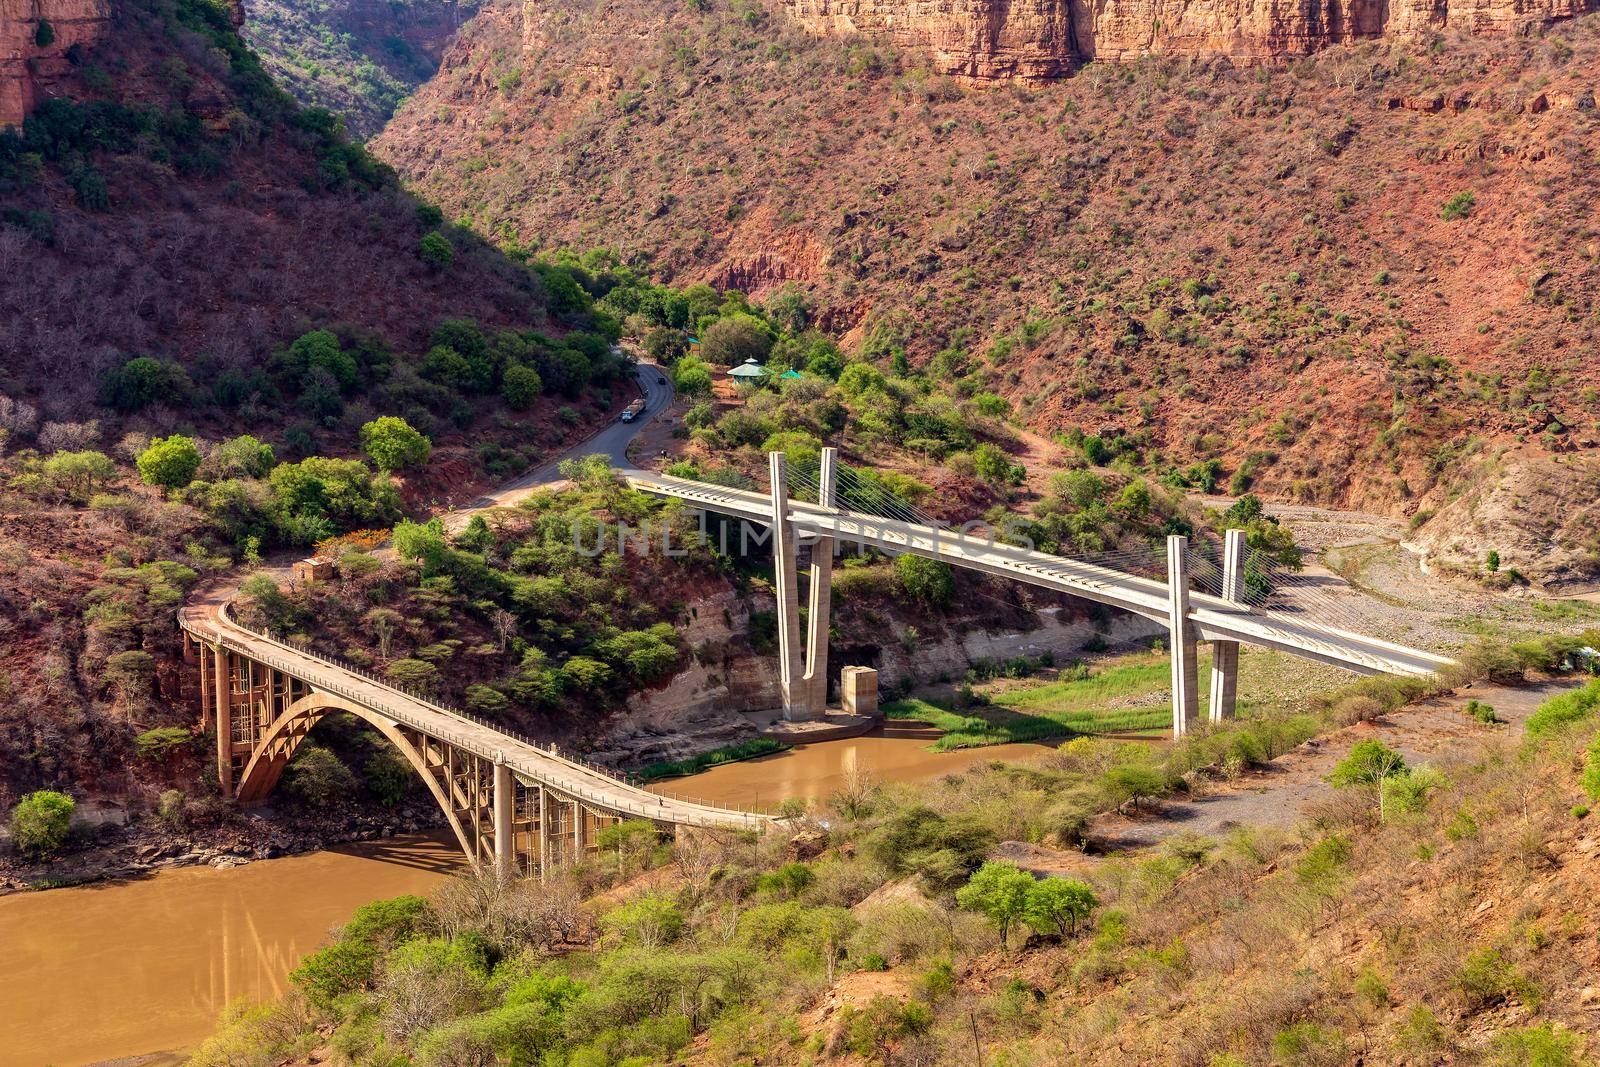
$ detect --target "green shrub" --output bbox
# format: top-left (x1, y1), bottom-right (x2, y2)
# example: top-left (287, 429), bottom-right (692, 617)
top-left (1489, 1024), bottom-right (1584, 1067)
top-left (501, 363), bottom-right (543, 409)
top-left (34, 18), bottom-right (54, 45)
top-left (136, 434), bottom-right (203, 489)
top-left (285, 745), bottom-right (356, 806)
top-left (1271, 1022), bottom-right (1346, 1066)
top-left (360, 416), bottom-right (432, 472)
top-left (289, 895), bottom-right (435, 1009)
top-left (420, 231), bottom-right (454, 270)
top-left (387, 658), bottom-right (440, 691)
top-left (101, 356), bottom-right (189, 413)
top-left (1464, 699), bottom-right (1500, 724)
top-left (8, 790), bottom-right (74, 859)
top-left (1526, 679), bottom-right (1600, 738)
top-left (894, 554), bottom-right (954, 607)
top-left (1441, 191), bottom-right (1474, 220)
top-left (134, 726), bottom-right (193, 760)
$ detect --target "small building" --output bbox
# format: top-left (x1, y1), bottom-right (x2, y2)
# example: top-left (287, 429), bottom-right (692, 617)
top-left (293, 557), bottom-right (335, 585)
top-left (780, 369), bottom-right (805, 382)
top-left (728, 359), bottom-right (768, 388)
top-left (840, 666), bottom-right (879, 719)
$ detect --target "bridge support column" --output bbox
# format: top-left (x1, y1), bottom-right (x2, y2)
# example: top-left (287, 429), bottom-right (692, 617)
top-left (769, 452), bottom-right (810, 721)
top-left (802, 446), bottom-right (837, 717)
top-left (537, 787), bottom-right (551, 879)
top-left (1208, 528), bottom-right (1245, 723)
top-left (1166, 535), bottom-right (1200, 738)
top-left (212, 645), bottom-right (233, 796)
top-left (493, 756), bottom-right (514, 878)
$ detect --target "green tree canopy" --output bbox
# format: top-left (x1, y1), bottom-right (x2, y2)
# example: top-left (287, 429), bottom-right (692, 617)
top-left (137, 434), bottom-right (203, 489)
top-left (360, 416), bottom-right (432, 472)
top-left (956, 861), bottom-right (1036, 948)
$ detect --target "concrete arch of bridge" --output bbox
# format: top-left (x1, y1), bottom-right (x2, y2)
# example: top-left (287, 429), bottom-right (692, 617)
top-left (234, 691), bottom-right (476, 860)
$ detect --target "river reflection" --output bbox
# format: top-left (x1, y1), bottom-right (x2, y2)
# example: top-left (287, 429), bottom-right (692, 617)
top-left (648, 721), bottom-right (1058, 809)
top-left (0, 834), bottom-right (460, 1067)
top-left (1, 724), bottom-right (1060, 1066)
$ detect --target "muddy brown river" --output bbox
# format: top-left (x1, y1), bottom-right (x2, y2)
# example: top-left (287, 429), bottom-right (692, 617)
top-left (1, 725), bottom-right (1053, 1066)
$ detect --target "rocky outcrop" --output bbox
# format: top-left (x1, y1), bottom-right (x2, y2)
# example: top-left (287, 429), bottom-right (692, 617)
top-left (784, 0), bottom-right (1600, 80)
top-left (1, 0), bottom-right (107, 126)
top-left (592, 595), bottom-right (1165, 765)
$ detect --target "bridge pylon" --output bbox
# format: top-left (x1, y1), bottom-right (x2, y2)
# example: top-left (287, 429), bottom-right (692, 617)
top-left (801, 447), bottom-right (838, 717)
top-left (1207, 528), bottom-right (1246, 722)
top-left (1167, 534), bottom-right (1200, 737)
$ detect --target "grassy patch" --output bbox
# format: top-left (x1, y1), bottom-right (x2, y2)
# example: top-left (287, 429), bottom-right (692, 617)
top-left (636, 737), bottom-right (790, 781)
top-left (886, 653), bottom-right (1191, 749)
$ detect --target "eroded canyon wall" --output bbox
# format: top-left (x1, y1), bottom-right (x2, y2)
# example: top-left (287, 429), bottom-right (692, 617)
top-left (1, 0), bottom-right (107, 126)
top-left (785, 0), bottom-right (1600, 79)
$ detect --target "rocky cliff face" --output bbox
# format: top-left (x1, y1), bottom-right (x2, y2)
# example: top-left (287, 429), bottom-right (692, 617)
top-left (785, 0), bottom-right (1600, 79)
top-left (1, 0), bottom-right (107, 125)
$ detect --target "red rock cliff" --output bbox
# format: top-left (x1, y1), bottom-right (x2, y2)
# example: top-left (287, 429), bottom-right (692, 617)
top-left (784, 0), bottom-right (1600, 79)
top-left (1, 0), bottom-right (107, 125)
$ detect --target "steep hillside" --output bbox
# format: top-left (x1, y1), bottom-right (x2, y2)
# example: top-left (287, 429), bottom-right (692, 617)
top-left (243, 0), bottom-right (478, 138)
top-left (375, 0), bottom-right (1600, 583)
top-left (0, 0), bottom-right (630, 806)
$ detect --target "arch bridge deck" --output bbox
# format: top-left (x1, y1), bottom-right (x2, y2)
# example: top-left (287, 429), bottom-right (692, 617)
top-left (178, 582), bottom-right (769, 876)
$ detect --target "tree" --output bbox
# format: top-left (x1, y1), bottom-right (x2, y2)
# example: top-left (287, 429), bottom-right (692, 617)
top-left (210, 434), bottom-right (276, 479)
top-left (392, 518), bottom-right (449, 571)
top-left (1330, 740), bottom-right (1407, 818)
top-left (671, 356), bottom-right (713, 398)
top-left (282, 330), bottom-right (358, 392)
top-left (134, 726), bottom-right (193, 761)
top-left (285, 745), bottom-right (356, 806)
top-left (1100, 764), bottom-right (1168, 812)
top-left (268, 456), bottom-right (400, 542)
top-left (360, 416), bottom-right (432, 472)
top-left (9, 790), bottom-right (74, 859)
top-left (387, 658), bottom-right (440, 691)
top-left (465, 684), bottom-right (509, 717)
top-left (501, 363), bottom-right (543, 409)
top-left (1023, 877), bottom-right (1098, 937)
top-left (838, 362), bottom-right (887, 397)
top-left (1329, 740), bottom-right (1406, 789)
top-left (105, 649), bottom-right (157, 705)
top-left (420, 231), bottom-right (454, 270)
top-left (956, 861), bottom-right (1035, 948)
top-left (137, 434), bottom-right (202, 489)
top-left (41, 450), bottom-right (115, 502)
top-left (100, 357), bottom-right (188, 413)
top-left (34, 18), bottom-right (54, 46)
top-left (699, 313), bottom-right (772, 367)
top-left (895, 554), bottom-right (954, 607)
top-left (240, 574), bottom-right (295, 632)
top-left (599, 895), bottom-right (684, 948)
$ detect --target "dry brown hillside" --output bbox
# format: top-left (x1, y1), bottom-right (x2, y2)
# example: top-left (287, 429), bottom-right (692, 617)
top-left (374, 0), bottom-right (1600, 581)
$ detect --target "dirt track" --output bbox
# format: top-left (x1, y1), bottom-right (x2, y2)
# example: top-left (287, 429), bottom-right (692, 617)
top-left (1088, 678), bottom-right (1581, 851)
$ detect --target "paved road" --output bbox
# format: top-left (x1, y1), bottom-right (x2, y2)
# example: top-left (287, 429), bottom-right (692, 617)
top-left (454, 359), bottom-right (675, 520)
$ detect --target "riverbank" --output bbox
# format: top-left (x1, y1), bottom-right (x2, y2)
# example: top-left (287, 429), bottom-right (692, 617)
top-left (0, 796), bottom-right (444, 897)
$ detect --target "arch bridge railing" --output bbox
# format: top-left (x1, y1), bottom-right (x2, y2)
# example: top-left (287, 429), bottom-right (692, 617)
top-left (182, 608), bottom-right (773, 827)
